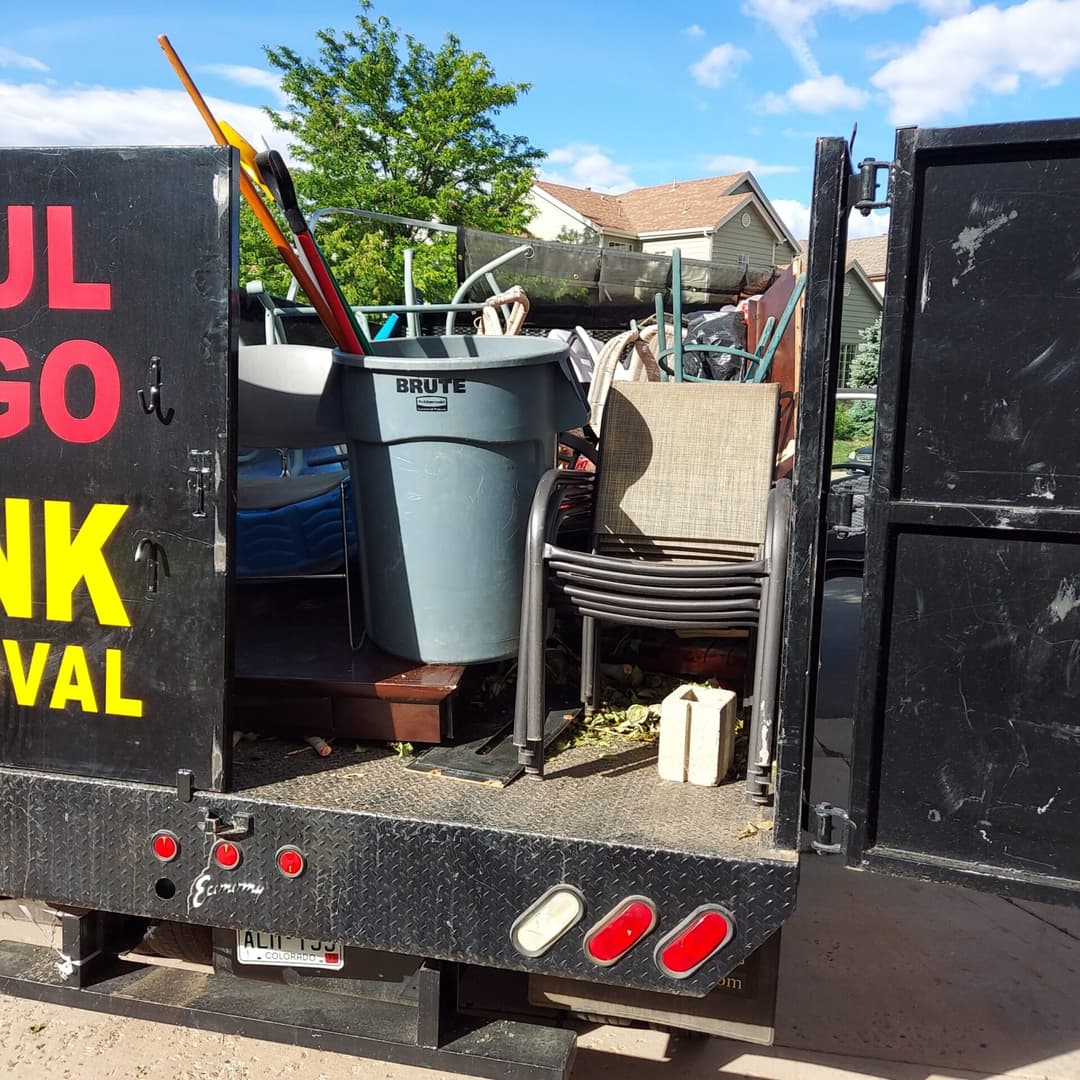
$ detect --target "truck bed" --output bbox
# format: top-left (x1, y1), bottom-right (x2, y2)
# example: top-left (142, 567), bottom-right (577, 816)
top-left (231, 736), bottom-right (783, 862)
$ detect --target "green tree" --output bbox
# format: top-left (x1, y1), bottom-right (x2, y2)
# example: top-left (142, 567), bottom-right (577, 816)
top-left (247, 2), bottom-right (543, 305)
top-left (847, 314), bottom-right (880, 439)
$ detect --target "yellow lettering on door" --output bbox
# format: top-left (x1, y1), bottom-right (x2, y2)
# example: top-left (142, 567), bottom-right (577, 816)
top-left (1, 639), bottom-right (50, 705)
top-left (104, 648), bottom-right (142, 717)
top-left (48, 644), bottom-right (98, 712)
top-left (0, 498), bottom-right (32, 619)
top-left (44, 501), bottom-right (129, 626)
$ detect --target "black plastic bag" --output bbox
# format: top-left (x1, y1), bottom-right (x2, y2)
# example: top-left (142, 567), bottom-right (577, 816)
top-left (682, 307), bottom-right (747, 380)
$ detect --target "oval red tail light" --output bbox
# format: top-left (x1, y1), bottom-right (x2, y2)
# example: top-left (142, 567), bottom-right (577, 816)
top-left (654, 905), bottom-right (735, 978)
top-left (583, 897), bottom-right (657, 966)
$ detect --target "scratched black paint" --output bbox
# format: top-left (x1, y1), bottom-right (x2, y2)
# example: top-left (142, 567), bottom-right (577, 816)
top-left (0, 148), bottom-right (237, 790)
top-left (848, 119), bottom-right (1080, 899)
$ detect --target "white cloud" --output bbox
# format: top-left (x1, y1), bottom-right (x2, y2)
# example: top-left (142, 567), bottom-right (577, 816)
top-left (740, 0), bottom-right (825, 78)
top-left (541, 144), bottom-right (636, 193)
top-left (774, 198), bottom-right (889, 242)
top-left (201, 64), bottom-right (284, 102)
top-left (705, 153), bottom-right (801, 176)
top-left (0, 47), bottom-right (49, 73)
top-left (848, 208), bottom-right (890, 237)
top-left (690, 43), bottom-right (752, 89)
top-left (872, 0), bottom-right (1080, 124)
top-left (790, 74), bottom-right (869, 111)
top-left (760, 74), bottom-right (869, 114)
top-left (683, 23), bottom-right (707, 37)
top-left (742, 0), bottom-right (973, 77)
top-left (772, 198), bottom-right (813, 241)
top-left (0, 81), bottom-right (281, 150)
top-left (918, 0), bottom-right (971, 13)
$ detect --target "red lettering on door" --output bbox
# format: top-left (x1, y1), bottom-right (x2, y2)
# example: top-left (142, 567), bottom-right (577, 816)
top-left (46, 206), bottom-right (111, 311)
top-left (0, 338), bottom-right (30, 438)
top-left (39, 340), bottom-right (120, 444)
top-left (0, 207), bottom-right (34, 310)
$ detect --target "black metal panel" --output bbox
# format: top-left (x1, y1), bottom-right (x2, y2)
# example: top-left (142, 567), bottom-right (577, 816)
top-left (0, 147), bottom-right (236, 790)
top-left (774, 136), bottom-right (852, 849)
top-left (848, 118), bottom-right (1080, 901)
top-left (0, 768), bottom-right (798, 998)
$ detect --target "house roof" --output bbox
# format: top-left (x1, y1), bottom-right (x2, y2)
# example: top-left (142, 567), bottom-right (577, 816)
top-left (845, 234), bottom-right (888, 278)
top-left (614, 174), bottom-right (748, 231)
top-left (531, 180), bottom-right (635, 233)
top-left (532, 173), bottom-right (795, 240)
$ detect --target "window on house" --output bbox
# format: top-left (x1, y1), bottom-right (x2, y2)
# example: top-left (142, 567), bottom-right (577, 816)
top-left (607, 241), bottom-right (631, 251)
top-left (839, 343), bottom-right (858, 387)
top-left (737, 252), bottom-right (749, 267)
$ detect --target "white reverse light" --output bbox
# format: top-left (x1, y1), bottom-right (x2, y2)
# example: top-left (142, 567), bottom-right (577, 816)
top-left (510, 886), bottom-right (586, 958)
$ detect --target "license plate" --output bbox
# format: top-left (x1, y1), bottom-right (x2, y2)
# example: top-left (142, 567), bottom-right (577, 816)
top-left (235, 930), bottom-right (344, 969)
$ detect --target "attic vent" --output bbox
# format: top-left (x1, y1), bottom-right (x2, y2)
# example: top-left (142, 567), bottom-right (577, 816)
top-left (740, 211), bottom-right (752, 228)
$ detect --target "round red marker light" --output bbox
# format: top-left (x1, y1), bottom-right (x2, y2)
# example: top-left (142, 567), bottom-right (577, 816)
top-left (151, 832), bottom-right (179, 863)
top-left (213, 841), bottom-right (241, 870)
top-left (584, 897), bottom-right (657, 966)
top-left (276, 847), bottom-right (304, 879)
top-left (655, 906), bottom-right (736, 979)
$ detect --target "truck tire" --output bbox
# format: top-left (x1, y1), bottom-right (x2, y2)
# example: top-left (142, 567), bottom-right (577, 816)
top-left (140, 920), bottom-right (213, 965)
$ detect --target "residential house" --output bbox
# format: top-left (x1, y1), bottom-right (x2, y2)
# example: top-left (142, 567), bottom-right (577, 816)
top-left (839, 259), bottom-right (883, 387)
top-left (528, 173), bottom-right (799, 275)
top-left (845, 234), bottom-right (888, 296)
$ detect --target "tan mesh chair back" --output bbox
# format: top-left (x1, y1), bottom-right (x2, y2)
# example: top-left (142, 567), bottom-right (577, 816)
top-left (593, 381), bottom-right (780, 561)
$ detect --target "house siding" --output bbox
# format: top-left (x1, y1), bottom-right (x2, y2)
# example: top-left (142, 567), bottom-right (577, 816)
top-left (527, 193), bottom-right (593, 242)
top-left (711, 206), bottom-right (784, 270)
top-left (640, 235), bottom-right (710, 260)
top-left (840, 270), bottom-right (882, 346)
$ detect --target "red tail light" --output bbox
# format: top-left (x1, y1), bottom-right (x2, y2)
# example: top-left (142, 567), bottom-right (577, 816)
top-left (654, 905), bottom-right (735, 978)
top-left (151, 831), bottom-right (179, 863)
top-left (212, 841), bottom-right (242, 870)
top-left (583, 897), bottom-right (657, 966)
top-left (276, 846), bottom-right (305, 878)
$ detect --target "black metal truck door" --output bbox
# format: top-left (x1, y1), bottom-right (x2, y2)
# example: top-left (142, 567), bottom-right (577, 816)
top-left (0, 147), bottom-right (236, 791)
top-left (845, 119), bottom-right (1080, 903)
top-left (773, 134), bottom-right (853, 851)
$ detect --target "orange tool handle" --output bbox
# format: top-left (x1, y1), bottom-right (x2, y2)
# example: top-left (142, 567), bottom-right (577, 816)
top-left (156, 34), bottom-right (345, 345)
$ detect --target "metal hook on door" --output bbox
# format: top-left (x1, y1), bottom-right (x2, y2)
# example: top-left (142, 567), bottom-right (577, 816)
top-left (135, 538), bottom-right (170, 594)
top-left (138, 355), bottom-right (175, 425)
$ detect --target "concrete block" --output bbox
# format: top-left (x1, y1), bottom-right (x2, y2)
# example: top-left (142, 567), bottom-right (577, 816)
top-left (658, 684), bottom-right (738, 785)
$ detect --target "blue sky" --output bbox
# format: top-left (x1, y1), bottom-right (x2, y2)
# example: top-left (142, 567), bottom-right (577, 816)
top-left (4, 0), bottom-right (1080, 239)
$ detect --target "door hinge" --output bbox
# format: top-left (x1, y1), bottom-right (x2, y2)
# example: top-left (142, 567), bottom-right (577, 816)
top-left (187, 449), bottom-right (212, 518)
top-left (811, 802), bottom-right (852, 854)
top-left (849, 158), bottom-right (895, 215)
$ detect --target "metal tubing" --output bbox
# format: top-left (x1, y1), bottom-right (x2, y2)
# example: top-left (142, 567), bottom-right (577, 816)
top-left (573, 607), bottom-right (759, 630)
top-left (309, 206), bottom-right (458, 235)
top-left (514, 471), bottom-right (591, 772)
top-left (672, 248), bottom-right (684, 381)
top-left (655, 292), bottom-right (669, 382)
top-left (550, 549), bottom-right (767, 577)
top-left (556, 582), bottom-right (760, 613)
top-left (557, 574), bottom-right (760, 600)
top-left (580, 617), bottom-right (597, 715)
top-left (446, 244), bottom-right (532, 335)
top-left (403, 249), bottom-right (421, 338)
top-left (745, 481), bottom-right (793, 803)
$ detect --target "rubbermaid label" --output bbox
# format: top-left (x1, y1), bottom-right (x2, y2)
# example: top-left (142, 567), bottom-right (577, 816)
top-left (416, 395), bottom-right (448, 412)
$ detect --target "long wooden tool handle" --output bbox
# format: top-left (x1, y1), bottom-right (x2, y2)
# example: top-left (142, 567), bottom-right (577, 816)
top-left (156, 34), bottom-right (344, 344)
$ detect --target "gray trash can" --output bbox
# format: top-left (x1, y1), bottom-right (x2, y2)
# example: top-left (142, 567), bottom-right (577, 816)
top-left (333, 336), bottom-right (588, 664)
